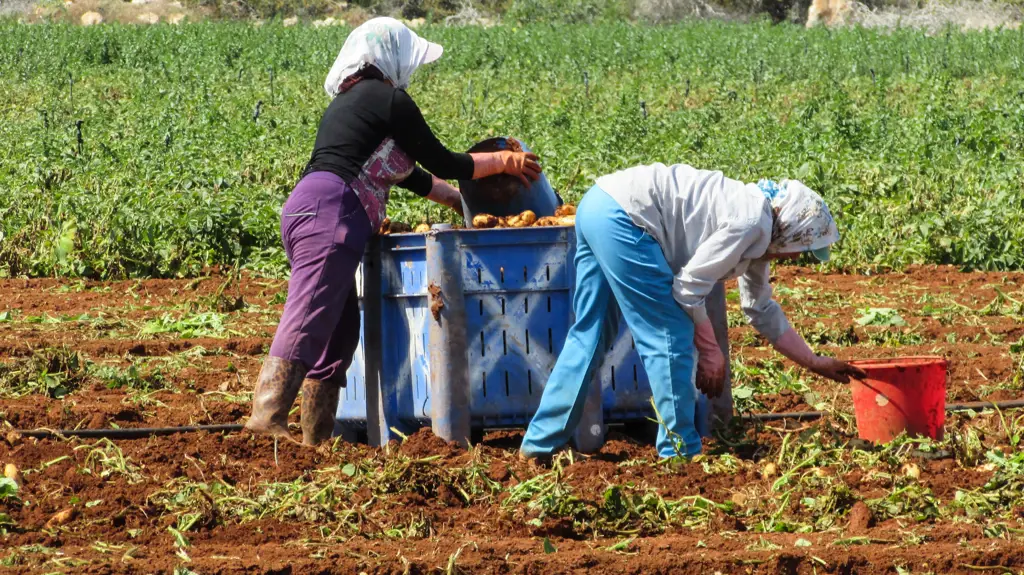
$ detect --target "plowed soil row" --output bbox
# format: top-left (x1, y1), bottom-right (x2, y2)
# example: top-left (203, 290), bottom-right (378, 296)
top-left (2, 266), bottom-right (1022, 431)
top-left (1, 267), bottom-right (1023, 574)
top-left (1, 423), bottom-right (1022, 575)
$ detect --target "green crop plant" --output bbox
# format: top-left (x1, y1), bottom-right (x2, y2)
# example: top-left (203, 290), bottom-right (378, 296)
top-left (139, 311), bottom-right (235, 339)
top-left (730, 357), bottom-right (816, 413)
top-left (0, 346), bottom-right (89, 399)
top-left (2, 22), bottom-right (1024, 278)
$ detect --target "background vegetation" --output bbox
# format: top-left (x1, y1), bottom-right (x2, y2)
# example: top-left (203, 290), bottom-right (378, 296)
top-left (2, 21), bottom-right (1023, 278)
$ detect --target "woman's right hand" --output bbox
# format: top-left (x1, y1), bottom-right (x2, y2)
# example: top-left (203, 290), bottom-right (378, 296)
top-left (472, 151), bottom-right (542, 186)
top-left (498, 151), bottom-right (542, 187)
top-left (693, 320), bottom-right (725, 398)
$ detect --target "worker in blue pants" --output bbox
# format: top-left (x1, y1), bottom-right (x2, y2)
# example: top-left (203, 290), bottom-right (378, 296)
top-left (521, 164), bottom-right (865, 460)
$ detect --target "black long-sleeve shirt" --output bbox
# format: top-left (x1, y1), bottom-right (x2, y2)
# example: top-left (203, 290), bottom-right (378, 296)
top-left (302, 79), bottom-right (474, 197)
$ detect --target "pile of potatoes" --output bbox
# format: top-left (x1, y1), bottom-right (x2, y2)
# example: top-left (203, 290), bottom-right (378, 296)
top-left (379, 205), bottom-right (576, 235)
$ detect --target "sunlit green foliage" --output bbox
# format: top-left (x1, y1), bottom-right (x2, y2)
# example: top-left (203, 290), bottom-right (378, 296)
top-left (2, 22), bottom-right (1024, 278)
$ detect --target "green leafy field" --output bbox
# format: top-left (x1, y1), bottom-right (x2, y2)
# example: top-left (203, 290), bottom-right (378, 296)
top-left (2, 22), bottom-right (1023, 278)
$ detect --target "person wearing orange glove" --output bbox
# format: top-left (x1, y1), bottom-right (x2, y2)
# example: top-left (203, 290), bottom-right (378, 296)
top-left (245, 18), bottom-right (541, 446)
top-left (521, 165), bottom-right (863, 460)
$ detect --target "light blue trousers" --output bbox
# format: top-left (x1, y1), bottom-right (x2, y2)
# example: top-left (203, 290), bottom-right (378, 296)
top-left (521, 186), bottom-right (703, 458)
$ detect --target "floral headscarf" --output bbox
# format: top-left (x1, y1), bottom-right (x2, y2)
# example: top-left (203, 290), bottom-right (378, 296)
top-left (757, 179), bottom-right (840, 256)
top-left (323, 17), bottom-right (443, 98)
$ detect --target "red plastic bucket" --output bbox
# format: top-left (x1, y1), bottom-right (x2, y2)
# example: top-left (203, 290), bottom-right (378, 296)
top-left (848, 357), bottom-right (948, 443)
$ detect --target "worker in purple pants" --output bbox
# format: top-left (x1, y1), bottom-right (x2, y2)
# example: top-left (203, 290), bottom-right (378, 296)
top-left (245, 17), bottom-right (543, 445)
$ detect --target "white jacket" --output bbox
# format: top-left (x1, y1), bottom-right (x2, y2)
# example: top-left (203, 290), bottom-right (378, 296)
top-left (597, 163), bottom-right (791, 343)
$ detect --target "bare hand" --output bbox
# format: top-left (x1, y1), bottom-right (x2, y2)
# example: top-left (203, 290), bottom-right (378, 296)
top-left (695, 346), bottom-right (726, 398)
top-left (500, 151), bottom-right (542, 187)
top-left (810, 356), bottom-right (867, 384)
top-left (426, 178), bottom-right (463, 211)
top-left (696, 365), bottom-right (725, 399)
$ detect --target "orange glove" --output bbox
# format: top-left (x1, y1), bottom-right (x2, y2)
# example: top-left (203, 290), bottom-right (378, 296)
top-left (471, 151), bottom-right (542, 187)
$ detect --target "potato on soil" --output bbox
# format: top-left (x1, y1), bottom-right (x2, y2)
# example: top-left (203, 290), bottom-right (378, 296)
top-left (506, 210), bottom-right (537, 228)
top-left (901, 463), bottom-right (921, 480)
top-left (4, 463), bottom-right (22, 487)
top-left (46, 508), bottom-right (77, 528)
top-left (473, 214), bottom-right (499, 229)
top-left (761, 462), bottom-right (778, 479)
top-left (555, 204), bottom-right (576, 217)
top-left (414, 223), bottom-right (431, 233)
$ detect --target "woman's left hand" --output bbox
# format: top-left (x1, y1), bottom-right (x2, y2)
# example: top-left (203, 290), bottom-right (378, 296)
top-left (426, 177), bottom-right (463, 211)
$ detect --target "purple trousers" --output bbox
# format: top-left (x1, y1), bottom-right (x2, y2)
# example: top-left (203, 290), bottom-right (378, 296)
top-left (269, 171), bottom-right (372, 385)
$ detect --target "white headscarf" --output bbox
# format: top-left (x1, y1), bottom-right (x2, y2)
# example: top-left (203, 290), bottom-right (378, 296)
top-left (323, 17), bottom-right (444, 98)
top-left (758, 179), bottom-right (840, 255)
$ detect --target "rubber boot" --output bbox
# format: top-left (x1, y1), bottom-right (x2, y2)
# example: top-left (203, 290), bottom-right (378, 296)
top-left (300, 378), bottom-right (340, 446)
top-left (244, 356), bottom-right (306, 439)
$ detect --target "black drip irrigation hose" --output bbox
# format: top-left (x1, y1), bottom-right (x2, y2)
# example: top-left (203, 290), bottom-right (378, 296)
top-left (14, 423), bottom-right (244, 440)
top-left (11, 399), bottom-right (1024, 441)
top-left (741, 399), bottom-right (1024, 423)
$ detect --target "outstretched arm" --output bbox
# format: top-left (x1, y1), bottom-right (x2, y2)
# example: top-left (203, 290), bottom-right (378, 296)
top-left (391, 90), bottom-right (541, 186)
top-left (772, 328), bottom-right (867, 383)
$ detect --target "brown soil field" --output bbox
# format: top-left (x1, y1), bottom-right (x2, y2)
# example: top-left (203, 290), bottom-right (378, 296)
top-left (1, 266), bottom-right (1023, 574)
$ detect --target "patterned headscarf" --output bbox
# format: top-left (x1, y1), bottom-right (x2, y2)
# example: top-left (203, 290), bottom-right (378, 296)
top-left (757, 179), bottom-right (840, 255)
top-left (323, 17), bottom-right (443, 98)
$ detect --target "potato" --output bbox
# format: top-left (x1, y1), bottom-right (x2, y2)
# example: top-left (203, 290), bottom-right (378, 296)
top-left (555, 204), bottom-right (576, 217)
top-left (46, 508), bottom-right (77, 528)
top-left (534, 214), bottom-right (576, 227)
top-left (473, 214), bottom-right (499, 229)
top-left (378, 217), bottom-right (392, 235)
top-left (414, 223), bottom-right (431, 234)
top-left (901, 463), bottom-right (921, 480)
top-left (4, 463), bottom-right (22, 487)
top-left (389, 221), bottom-right (412, 234)
top-left (507, 210), bottom-right (537, 228)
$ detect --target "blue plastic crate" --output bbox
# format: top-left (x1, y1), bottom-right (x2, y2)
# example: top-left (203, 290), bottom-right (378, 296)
top-left (335, 235), bottom-right (431, 438)
top-left (335, 227), bottom-right (658, 445)
top-left (458, 227), bottom-right (576, 427)
top-left (378, 233), bottom-right (432, 432)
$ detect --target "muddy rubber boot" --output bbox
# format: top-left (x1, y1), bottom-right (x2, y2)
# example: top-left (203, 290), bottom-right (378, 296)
top-left (300, 378), bottom-right (340, 446)
top-left (244, 356), bottom-right (306, 439)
